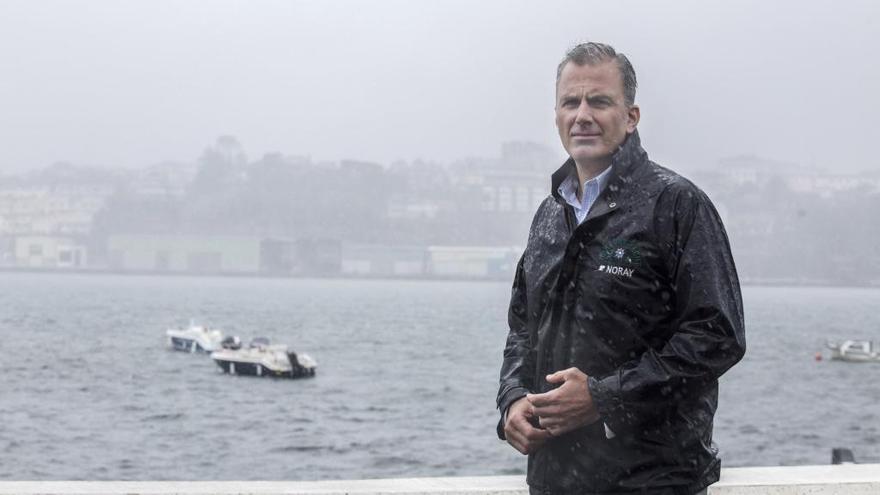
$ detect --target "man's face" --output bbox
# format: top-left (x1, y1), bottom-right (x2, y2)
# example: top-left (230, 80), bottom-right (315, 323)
top-left (555, 60), bottom-right (640, 170)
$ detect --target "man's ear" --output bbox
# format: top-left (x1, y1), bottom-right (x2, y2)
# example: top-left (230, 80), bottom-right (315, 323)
top-left (626, 105), bottom-right (640, 133)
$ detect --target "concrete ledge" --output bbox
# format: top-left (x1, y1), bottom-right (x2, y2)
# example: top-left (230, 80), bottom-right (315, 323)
top-left (0, 465), bottom-right (878, 494)
top-left (0, 477), bottom-right (524, 495)
top-left (711, 464), bottom-right (880, 494)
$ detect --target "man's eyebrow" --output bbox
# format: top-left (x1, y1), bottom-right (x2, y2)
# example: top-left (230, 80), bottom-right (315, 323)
top-left (558, 90), bottom-right (615, 101)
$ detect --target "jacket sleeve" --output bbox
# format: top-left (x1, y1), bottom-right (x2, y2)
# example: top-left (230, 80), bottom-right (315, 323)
top-left (496, 254), bottom-right (534, 439)
top-left (588, 183), bottom-right (746, 435)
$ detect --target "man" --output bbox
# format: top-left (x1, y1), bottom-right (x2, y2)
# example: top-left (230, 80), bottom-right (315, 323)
top-left (497, 42), bottom-right (745, 495)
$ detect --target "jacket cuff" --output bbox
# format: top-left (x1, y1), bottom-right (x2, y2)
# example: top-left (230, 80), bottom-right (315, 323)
top-left (496, 386), bottom-right (528, 440)
top-left (588, 373), bottom-right (626, 434)
top-left (497, 386), bottom-right (528, 414)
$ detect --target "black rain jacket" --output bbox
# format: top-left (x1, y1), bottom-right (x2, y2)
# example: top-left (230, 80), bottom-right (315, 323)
top-left (497, 131), bottom-right (746, 495)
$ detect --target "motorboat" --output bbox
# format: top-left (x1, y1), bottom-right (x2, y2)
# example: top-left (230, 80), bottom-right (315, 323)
top-left (211, 337), bottom-right (317, 379)
top-left (825, 340), bottom-right (880, 363)
top-left (165, 321), bottom-right (226, 354)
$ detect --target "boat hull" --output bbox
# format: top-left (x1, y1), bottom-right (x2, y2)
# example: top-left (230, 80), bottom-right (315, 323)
top-left (830, 352), bottom-right (880, 363)
top-left (827, 340), bottom-right (880, 363)
top-left (213, 358), bottom-right (316, 379)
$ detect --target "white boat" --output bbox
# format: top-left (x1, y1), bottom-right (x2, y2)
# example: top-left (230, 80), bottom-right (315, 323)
top-left (211, 337), bottom-right (317, 379)
top-left (166, 321), bottom-right (225, 354)
top-left (826, 340), bottom-right (880, 363)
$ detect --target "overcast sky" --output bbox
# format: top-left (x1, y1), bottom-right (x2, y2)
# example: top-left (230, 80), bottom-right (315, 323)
top-left (1, 0), bottom-right (878, 174)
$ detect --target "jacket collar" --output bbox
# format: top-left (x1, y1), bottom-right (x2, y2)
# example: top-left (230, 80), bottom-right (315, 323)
top-left (550, 130), bottom-right (648, 220)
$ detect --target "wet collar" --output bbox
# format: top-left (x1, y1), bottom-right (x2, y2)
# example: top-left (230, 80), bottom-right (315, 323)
top-left (551, 130), bottom-right (646, 201)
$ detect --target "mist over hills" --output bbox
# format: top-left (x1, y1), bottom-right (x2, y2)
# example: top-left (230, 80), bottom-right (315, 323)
top-left (2, 136), bottom-right (879, 285)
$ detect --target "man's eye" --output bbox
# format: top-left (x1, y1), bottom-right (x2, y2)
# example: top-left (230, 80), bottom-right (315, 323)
top-left (562, 99), bottom-right (579, 108)
top-left (589, 98), bottom-right (612, 108)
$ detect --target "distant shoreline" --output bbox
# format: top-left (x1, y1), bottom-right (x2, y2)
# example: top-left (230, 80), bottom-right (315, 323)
top-left (2, 265), bottom-right (879, 289)
top-left (0, 265), bottom-right (509, 283)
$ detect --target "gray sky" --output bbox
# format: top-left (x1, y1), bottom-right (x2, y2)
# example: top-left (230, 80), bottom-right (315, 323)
top-left (1, 0), bottom-right (878, 174)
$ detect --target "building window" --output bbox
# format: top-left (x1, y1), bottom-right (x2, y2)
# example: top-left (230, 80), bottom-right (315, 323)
top-left (29, 244), bottom-right (43, 256)
top-left (498, 186), bottom-right (513, 212)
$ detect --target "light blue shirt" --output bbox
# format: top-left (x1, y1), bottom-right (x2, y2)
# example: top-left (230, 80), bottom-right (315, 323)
top-left (557, 165), bottom-right (613, 224)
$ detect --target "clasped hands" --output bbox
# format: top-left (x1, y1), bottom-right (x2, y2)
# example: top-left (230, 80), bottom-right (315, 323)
top-left (503, 367), bottom-right (600, 455)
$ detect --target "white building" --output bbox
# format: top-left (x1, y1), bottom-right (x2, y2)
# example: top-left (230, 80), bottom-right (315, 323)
top-left (13, 235), bottom-right (88, 268)
top-left (427, 246), bottom-right (521, 278)
top-left (341, 244), bottom-right (427, 277)
top-left (786, 173), bottom-right (880, 195)
top-left (0, 184), bottom-right (114, 235)
top-left (107, 235), bottom-right (262, 274)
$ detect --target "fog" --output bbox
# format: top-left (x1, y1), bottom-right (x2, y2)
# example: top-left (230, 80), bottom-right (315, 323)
top-left (2, 1), bottom-right (880, 482)
top-left (2, 1), bottom-right (880, 285)
top-left (1, 0), bottom-right (878, 173)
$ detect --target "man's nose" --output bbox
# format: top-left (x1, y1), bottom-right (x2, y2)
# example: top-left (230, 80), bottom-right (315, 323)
top-left (575, 100), bottom-right (592, 124)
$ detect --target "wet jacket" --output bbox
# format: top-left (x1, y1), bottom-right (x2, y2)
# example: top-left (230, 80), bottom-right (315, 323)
top-left (497, 131), bottom-right (745, 494)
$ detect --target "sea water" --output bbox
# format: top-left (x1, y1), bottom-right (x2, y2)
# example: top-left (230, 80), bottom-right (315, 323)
top-left (0, 273), bottom-right (877, 480)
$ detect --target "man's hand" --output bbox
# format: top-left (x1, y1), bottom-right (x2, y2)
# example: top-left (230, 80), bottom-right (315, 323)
top-left (504, 397), bottom-right (552, 455)
top-left (526, 367), bottom-right (600, 437)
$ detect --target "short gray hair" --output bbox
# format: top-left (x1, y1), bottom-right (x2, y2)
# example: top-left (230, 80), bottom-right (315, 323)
top-left (556, 42), bottom-right (637, 106)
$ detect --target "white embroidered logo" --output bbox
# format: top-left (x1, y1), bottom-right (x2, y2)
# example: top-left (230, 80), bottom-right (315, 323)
top-left (598, 265), bottom-right (635, 278)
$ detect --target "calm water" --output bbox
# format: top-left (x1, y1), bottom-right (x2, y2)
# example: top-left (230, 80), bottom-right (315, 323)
top-left (0, 273), bottom-right (878, 480)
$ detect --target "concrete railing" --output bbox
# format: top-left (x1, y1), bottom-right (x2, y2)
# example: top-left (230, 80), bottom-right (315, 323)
top-left (1, 464), bottom-right (878, 494)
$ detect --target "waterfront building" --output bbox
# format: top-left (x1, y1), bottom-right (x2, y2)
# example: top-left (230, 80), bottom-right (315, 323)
top-left (12, 235), bottom-right (89, 268)
top-left (427, 245), bottom-right (520, 279)
top-left (341, 244), bottom-right (427, 277)
top-left (106, 235), bottom-right (262, 274)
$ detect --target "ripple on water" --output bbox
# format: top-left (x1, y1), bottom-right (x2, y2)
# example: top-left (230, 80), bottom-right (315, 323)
top-left (269, 445), bottom-right (326, 454)
top-left (143, 412), bottom-right (186, 422)
top-left (3, 278), bottom-right (880, 479)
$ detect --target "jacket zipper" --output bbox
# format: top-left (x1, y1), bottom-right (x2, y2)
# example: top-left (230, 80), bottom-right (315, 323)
top-left (563, 204), bottom-right (576, 234)
top-left (537, 202), bottom-right (578, 489)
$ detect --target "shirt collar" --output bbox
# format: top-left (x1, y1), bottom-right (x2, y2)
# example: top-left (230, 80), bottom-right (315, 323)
top-left (557, 164), bottom-right (614, 204)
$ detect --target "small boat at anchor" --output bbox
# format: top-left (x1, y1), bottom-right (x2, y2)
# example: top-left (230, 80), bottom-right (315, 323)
top-left (166, 321), bottom-right (226, 354)
top-left (211, 337), bottom-right (317, 379)
top-left (825, 340), bottom-right (880, 363)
